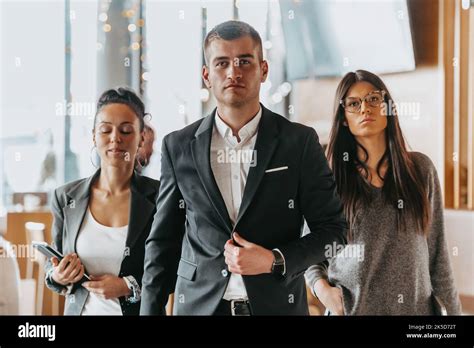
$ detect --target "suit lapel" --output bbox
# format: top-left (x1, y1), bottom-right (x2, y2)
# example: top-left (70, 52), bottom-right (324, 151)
top-left (191, 111), bottom-right (233, 233)
top-left (127, 173), bottom-right (156, 250)
top-left (235, 106), bottom-right (279, 227)
top-left (63, 170), bottom-right (100, 253)
top-left (63, 170), bottom-right (156, 253)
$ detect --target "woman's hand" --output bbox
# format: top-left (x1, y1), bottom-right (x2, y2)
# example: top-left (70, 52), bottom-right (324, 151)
top-left (82, 275), bottom-right (131, 300)
top-left (314, 279), bottom-right (344, 315)
top-left (51, 253), bottom-right (85, 286)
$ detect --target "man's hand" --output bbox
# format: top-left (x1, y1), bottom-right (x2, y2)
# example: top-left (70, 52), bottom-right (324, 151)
top-left (223, 232), bottom-right (274, 275)
top-left (82, 274), bottom-right (131, 300)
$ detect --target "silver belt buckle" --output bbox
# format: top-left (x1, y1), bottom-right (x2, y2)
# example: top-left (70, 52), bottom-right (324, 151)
top-left (230, 299), bottom-right (250, 316)
top-left (230, 299), bottom-right (246, 316)
top-left (230, 299), bottom-right (238, 316)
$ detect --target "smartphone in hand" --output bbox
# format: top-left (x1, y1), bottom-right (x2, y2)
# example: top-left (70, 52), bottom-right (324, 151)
top-left (32, 241), bottom-right (91, 281)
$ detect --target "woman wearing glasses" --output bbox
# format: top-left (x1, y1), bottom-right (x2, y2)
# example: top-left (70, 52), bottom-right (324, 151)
top-left (305, 70), bottom-right (461, 315)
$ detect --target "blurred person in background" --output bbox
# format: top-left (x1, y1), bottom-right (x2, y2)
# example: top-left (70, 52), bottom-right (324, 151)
top-left (135, 122), bottom-right (155, 176)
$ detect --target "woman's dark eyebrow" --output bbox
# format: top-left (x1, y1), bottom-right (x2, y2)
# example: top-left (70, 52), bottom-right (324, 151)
top-left (98, 121), bottom-right (134, 125)
top-left (346, 90), bottom-right (380, 98)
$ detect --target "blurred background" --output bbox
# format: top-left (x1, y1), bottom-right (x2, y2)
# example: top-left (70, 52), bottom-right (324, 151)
top-left (0, 0), bottom-right (473, 315)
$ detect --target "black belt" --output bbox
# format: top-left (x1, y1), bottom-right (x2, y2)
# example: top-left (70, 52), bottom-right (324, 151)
top-left (217, 299), bottom-right (252, 316)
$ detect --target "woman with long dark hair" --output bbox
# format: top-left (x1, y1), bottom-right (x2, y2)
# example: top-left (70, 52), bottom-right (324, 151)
top-left (305, 70), bottom-right (461, 315)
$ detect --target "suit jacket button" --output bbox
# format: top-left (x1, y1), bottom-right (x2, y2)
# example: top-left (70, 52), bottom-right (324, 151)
top-left (221, 269), bottom-right (228, 277)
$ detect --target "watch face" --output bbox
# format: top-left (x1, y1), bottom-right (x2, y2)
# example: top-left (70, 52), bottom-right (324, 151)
top-left (272, 264), bottom-right (284, 275)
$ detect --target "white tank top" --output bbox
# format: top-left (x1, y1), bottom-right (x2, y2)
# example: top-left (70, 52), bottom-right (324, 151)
top-left (76, 208), bottom-right (128, 315)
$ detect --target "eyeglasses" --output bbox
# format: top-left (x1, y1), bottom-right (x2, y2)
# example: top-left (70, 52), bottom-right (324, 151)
top-left (340, 90), bottom-right (386, 113)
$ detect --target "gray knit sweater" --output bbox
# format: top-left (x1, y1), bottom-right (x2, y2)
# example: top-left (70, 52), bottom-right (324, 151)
top-left (305, 152), bottom-right (462, 315)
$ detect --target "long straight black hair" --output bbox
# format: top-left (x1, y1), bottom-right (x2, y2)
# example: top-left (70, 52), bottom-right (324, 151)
top-left (327, 70), bottom-right (430, 240)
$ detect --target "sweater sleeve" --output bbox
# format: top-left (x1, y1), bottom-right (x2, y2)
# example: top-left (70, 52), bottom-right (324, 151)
top-left (304, 261), bottom-right (329, 297)
top-left (425, 158), bottom-right (462, 315)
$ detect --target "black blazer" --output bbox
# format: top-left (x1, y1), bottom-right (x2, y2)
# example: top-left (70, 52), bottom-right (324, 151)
top-left (45, 170), bottom-right (160, 315)
top-left (141, 105), bottom-right (347, 315)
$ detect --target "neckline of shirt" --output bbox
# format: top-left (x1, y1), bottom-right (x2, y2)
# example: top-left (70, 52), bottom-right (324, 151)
top-left (87, 208), bottom-right (128, 231)
top-left (214, 107), bottom-right (262, 143)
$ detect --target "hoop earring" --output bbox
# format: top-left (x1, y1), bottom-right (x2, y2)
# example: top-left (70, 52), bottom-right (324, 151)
top-left (135, 152), bottom-right (148, 171)
top-left (90, 146), bottom-right (101, 168)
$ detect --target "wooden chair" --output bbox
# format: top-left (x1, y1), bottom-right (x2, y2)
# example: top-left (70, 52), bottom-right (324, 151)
top-left (5, 212), bottom-right (63, 315)
top-left (25, 222), bottom-right (47, 315)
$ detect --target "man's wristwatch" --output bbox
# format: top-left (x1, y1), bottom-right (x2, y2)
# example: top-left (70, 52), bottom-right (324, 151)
top-left (271, 249), bottom-right (285, 275)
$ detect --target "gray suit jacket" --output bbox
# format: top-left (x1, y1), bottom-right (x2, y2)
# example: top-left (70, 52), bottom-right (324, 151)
top-left (140, 105), bottom-right (347, 315)
top-left (45, 169), bottom-right (159, 315)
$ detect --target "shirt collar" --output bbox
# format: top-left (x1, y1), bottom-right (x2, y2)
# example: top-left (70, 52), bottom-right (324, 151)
top-left (215, 107), bottom-right (262, 141)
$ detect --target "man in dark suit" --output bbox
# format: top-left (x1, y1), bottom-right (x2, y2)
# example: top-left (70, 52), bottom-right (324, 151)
top-left (140, 20), bottom-right (347, 315)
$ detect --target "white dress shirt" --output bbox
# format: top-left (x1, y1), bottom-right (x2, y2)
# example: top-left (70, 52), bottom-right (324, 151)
top-left (210, 108), bottom-right (262, 301)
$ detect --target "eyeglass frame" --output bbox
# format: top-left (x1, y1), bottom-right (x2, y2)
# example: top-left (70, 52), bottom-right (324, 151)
top-left (339, 90), bottom-right (387, 113)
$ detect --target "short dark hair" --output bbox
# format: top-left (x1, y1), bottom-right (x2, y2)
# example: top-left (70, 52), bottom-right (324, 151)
top-left (94, 87), bottom-right (148, 131)
top-left (203, 20), bottom-right (263, 65)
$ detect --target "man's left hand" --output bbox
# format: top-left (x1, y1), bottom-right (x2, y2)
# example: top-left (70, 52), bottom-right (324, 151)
top-left (223, 232), bottom-right (274, 275)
